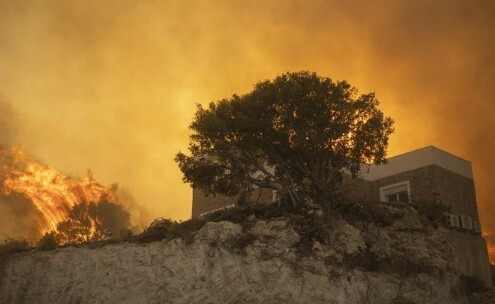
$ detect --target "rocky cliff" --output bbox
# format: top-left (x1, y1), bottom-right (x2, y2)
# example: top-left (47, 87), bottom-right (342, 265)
top-left (0, 203), bottom-right (493, 304)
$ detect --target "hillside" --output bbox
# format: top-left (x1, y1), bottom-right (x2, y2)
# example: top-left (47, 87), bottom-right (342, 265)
top-left (0, 202), bottom-right (493, 304)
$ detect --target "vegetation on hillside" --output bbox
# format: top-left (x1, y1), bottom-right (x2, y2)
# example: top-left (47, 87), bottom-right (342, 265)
top-left (0, 237), bottom-right (30, 256)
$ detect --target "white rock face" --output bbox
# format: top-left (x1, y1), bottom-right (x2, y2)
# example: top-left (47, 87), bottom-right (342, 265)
top-left (0, 209), bottom-right (485, 304)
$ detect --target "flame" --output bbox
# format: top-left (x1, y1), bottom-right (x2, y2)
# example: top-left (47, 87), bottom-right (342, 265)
top-left (482, 230), bottom-right (495, 264)
top-left (0, 145), bottom-right (116, 237)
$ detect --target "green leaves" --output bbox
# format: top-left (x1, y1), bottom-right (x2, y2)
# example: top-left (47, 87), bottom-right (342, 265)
top-left (176, 71), bottom-right (394, 209)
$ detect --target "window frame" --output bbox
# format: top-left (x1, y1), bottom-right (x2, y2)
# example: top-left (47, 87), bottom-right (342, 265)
top-left (379, 181), bottom-right (411, 203)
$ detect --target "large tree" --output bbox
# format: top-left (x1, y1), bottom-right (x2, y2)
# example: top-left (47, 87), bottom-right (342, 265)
top-left (176, 71), bottom-right (394, 209)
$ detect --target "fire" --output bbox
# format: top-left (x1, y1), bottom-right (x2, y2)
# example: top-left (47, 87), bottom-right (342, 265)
top-left (0, 145), bottom-right (116, 237)
top-left (482, 230), bottom-right (495, 264)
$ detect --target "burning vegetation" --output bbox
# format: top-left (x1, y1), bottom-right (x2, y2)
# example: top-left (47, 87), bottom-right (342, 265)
top-left (483, 230), bottom-right (495, 265)
top-left (0, 145), bottom-right (131, 245)
top-left (1, 142), bottom-right (494, 268)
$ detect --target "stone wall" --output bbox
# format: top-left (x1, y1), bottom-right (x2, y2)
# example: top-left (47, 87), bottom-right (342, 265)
top-left (192, 187), bottom-right (274, 218)
top-left (192, 190), bottom-right (236, 219)
top-left (369, 165), bottom-right (479, 221)
top-left (340, 175), bottom-right (374, 203)
top-left (367, 165), bottom-right (490, 285)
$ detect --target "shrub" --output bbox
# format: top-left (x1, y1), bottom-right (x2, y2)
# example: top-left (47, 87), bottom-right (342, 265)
top-left (120, 229), bottom-right (134, 241)
top-left (134, 203), bottom-right (294, 245)
top-left (339, 201), bottom-right (405, 227)
top-left (417, 201), bottom-right (451, 225)
top-left (37, 232), bottom-right (59, 251)
top-left (135, 218), bottom-right (175, 242)
top-left (166, 219), bottom-right (206, 244)
top-left (288, 213), bottom-right (332, 255)
top-left (0, 237), bottom-right (30, 255)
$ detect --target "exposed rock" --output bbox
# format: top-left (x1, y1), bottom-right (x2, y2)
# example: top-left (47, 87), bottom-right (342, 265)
top-left (195, 221), bottom-right (242, 245)
top-left (369, 228), bottom-right (393, 258)
top-left (328, 219), bottom-right (366, 256)
top-left (0, 207), bottom-right (493, 304)
top-left (249, 220), bottom-right (300, 258)
top-left (312, 241), bottom-right (322, 251)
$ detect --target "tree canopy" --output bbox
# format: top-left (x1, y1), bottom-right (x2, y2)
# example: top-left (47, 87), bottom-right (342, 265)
top-left (176, 71), bottom-right (394, 209)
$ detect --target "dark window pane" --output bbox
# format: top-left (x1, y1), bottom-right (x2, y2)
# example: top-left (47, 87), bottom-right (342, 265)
top-left (398, 191), bottom-right (409, 202)
top-left (386, 193), bottom-right (398, 202)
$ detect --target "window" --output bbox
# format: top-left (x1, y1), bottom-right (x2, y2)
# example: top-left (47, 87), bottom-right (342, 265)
top-left (380, 181), bottom-right (410, 203)
top-left (385, 190), bottom-right (409, 202)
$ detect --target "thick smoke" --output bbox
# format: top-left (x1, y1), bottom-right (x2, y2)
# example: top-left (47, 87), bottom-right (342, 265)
top-left (0, 101), bottom-right (17, 147)
top-left (0, 1), bottom-right (494, 236)
top-left (0, 193), bottom-right (42, 241)
top-left (0, 101), bottom-right (142, 240)
top-left (0, 102), bottom-right (41, 240)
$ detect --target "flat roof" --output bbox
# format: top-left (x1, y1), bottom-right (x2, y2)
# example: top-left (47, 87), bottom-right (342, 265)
top-left (360, 146), bottom-right (473, 180)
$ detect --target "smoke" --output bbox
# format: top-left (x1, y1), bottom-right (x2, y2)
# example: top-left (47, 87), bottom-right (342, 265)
top-left (0, 102), bottom-right (36, 240)
top-left (0, 193), bottom-right (42, 241)
top-left (0, 100), bottom-right (17, 147)
top-left (0, 0), bottom-right (494, 235)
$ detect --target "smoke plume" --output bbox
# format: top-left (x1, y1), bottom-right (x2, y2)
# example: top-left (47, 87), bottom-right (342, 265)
top-left (0, 193), bottom-right (42, 240)
top-left (0, 1), bottom-right (494, 241)
top-left (0, 101), bottom-right (36, 239)
top-left (0, 101), bottom-right (17, 147)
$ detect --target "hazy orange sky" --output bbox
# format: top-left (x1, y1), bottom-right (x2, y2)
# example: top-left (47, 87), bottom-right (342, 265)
top-left (1, 1), bottom-right (494, 230)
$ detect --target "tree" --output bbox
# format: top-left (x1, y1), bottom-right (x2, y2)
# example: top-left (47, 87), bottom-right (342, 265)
top-left (56, 201), bottom-right (131, 244)
top-left (176, 71), bottom-right (394, 209)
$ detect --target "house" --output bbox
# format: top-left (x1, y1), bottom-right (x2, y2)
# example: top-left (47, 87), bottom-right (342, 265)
top-left (191, 146), bottom-right (492, 286)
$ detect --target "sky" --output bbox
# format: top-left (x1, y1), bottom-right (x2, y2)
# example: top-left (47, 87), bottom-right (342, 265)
top-left (0, 0), bottom-right (494, 233)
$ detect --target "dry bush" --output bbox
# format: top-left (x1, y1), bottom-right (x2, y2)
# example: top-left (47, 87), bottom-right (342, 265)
top-left (339, 200), bottom-right (406, 227)
top-left (165, 219), bottom-right (206, 244)
top-left (134, 203), bottom-right (293, 245)
top-left (135, 218), bottom-right (175, 242)
top-left (0, 237), bottom-right (30, 255)
top-left (135, 217), bottom-right (207, 244)
top-left (416, 201), bottom-right (451, 226)
top-left (37, 232), bottom-right (59, 251)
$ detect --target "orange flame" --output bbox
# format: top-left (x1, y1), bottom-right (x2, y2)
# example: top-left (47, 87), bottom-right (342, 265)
top-left (0, 146), bottom-right (116, 236)
top-left (482, 230), bottom-right (495, 264)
